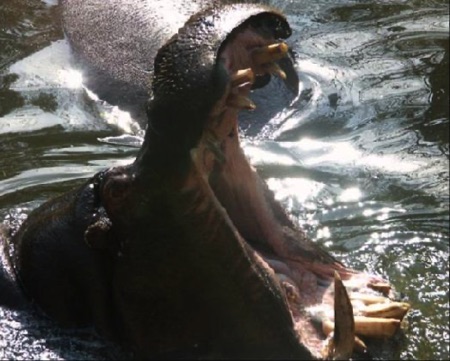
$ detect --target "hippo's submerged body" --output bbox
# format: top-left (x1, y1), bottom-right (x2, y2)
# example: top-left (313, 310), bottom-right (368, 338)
top-left (0, 1), bottom-right (410, 359)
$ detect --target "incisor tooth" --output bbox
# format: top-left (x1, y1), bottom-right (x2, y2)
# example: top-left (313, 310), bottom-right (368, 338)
top-left (350, 293), bottom-right (389, 305)
top-left (354, 316), bottom-right (401, 338)
top-left (362, 301), bottom-right (410, 320)
top-left (322, 321), bottom-right (367, 355)
top-left (324, 316), bottom-right (401, 339)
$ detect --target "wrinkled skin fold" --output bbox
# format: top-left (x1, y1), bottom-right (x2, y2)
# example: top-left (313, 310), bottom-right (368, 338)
top-left (2, 4), bottom-right (410, 360)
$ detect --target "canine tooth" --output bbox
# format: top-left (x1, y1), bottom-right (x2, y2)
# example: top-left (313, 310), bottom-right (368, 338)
top-left (252, 42), bottom-right (289, 65)
top-left (330, 271), bottom-right (355, 360)
top-left (362, 301), bottom-right (410, 320)
top-left (231, 68), bottom-right (254, 87)
top-left (226, 94), bottom-right (256, 110)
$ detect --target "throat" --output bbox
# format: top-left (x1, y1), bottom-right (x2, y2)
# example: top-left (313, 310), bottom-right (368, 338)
top-left (211, 152), bottom-right (282, 246)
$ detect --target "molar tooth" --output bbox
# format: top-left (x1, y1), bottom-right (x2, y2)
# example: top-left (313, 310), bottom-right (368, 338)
top-left (361, 301), bottom-right (410, 320)
top-left (226, 94), bottom-right (256, 110)
top-left (277, 273), bottom-right (300, 302)
top-left (231, 68), bottom-right (254, 88)
top-left (252, 42), bottom-right (289, 66)
top-left (283, 281), bottom-right (299, 302)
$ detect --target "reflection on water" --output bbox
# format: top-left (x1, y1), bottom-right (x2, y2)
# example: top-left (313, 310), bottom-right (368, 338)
top-left (0, 0), bottom-right (449, 360)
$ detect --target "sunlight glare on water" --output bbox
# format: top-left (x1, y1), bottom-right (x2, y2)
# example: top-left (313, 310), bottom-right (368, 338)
top-left (58, 68), bottom-right (83, 89)
top-left (293, 138), bottom-right (424, 173)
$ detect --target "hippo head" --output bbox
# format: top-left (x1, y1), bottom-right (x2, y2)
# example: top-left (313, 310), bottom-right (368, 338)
top-left (89, 5), bottom-right (410, 358)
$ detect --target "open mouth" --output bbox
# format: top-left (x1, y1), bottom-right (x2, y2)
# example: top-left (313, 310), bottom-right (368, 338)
top-left (183, 27), bottom-right (410, 359)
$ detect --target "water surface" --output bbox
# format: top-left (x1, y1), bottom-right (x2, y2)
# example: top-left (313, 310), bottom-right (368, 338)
top-left (0, 0), bottom-right (448, 359)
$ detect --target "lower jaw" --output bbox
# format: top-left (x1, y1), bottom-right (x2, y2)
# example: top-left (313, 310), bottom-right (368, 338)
top-left (192, 112), bottom-right (409, 358)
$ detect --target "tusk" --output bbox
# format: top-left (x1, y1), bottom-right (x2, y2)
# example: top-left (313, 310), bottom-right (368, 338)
top-left (330, 271), bottom-right (355, 360)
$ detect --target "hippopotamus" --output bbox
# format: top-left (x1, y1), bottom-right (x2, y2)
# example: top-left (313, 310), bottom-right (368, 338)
top-left (0, 1), bottom-right (410, 359)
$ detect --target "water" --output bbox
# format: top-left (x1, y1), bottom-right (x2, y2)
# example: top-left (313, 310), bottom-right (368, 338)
top-left (0, 0), bottom-right (448, 359)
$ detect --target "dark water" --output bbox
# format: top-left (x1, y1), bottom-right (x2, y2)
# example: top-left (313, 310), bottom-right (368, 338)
top-left (0, 0), bottom-right (448, 359)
